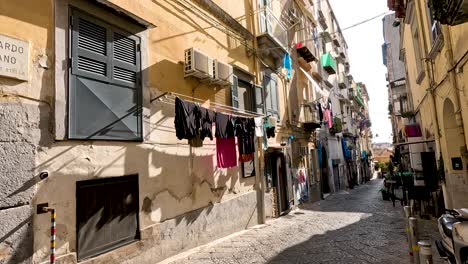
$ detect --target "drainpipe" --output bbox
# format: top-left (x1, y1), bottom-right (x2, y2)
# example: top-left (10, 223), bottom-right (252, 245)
top-left (252, 0), bottom-right (265, 224)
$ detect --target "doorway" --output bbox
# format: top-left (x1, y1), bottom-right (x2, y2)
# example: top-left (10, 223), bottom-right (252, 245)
top-left (321, 146), bottom-right (331, 194)
top-left (268, 152), bottom-right (289, 214)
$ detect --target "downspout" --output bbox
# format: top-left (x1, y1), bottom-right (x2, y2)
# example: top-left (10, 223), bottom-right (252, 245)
top-left (252, 0), bottom-right (265, 224)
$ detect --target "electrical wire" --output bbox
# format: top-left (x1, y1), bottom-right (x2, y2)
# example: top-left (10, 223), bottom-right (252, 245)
top-left (256, 11), bottom-right (393, 52)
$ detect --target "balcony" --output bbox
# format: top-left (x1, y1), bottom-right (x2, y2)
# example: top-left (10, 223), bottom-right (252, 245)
top-left (318, 10), bottom-right (328, 29)
top-left (295, 41), bottom-right (318, 63)
top-left (310, 61), bottom-right (322, 81)
top-left (257, 7), bottom-right (288, 64)
top-left (344, 61), bottom-right (350, 73)
top-left (355, 95), bottom-right (365, 107)
top-left (348, 88), bottom-right (356, 99)
top-left (299, 104), bottom-right (321, 129)
top-left (332, 36), bottom-right (341, 47)
top-left (320, 31), bottom-right (332, 43)
top-left (339, 47), bottom-right (346, 58)
top-left (338, 72), bottom-right (347, 89)
top-left (321, 52), bottom-right (336, 74)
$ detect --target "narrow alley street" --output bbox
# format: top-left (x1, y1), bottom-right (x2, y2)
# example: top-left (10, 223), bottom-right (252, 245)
top-left (162, 179), bottom-right (442, 264)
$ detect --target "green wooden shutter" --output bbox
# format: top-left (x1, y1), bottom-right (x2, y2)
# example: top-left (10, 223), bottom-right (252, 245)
top-left (69, 10), bottom-right (142, 141)
top-left (270, 75), bottom-right (279, 119)
top-left (264, 74), bottom-right (274, 117)
top-left (231, 75), bottom-right (239, 108)
top-left (254, 84), bottom-right (264, 114)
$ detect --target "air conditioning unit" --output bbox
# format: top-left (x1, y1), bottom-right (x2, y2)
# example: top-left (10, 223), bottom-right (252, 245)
top-left (212, 60), bottom-right (233, 86)
top-left (184, 48), bottom-right (214, 79)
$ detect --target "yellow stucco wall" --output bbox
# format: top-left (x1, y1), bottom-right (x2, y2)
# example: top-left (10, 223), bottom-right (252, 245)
top-left (402, 0), bottom-right (468, 208)
top-left (0, 0), bottom-right (266, 262)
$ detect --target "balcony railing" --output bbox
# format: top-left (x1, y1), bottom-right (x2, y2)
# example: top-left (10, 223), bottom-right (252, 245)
top-left (318, 10), bottom-right (328, 29)
top-left (258, 7), bottom-right (288, 48)
top-left (338, 72), bottom-right (347, 89)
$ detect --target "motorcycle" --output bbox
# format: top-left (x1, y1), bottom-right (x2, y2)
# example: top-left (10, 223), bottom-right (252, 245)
top-left (436, 208), bottom-right (468, 263)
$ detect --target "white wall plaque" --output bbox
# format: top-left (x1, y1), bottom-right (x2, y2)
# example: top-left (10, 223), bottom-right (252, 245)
top-left (0, 34), bottom-right (29, 81)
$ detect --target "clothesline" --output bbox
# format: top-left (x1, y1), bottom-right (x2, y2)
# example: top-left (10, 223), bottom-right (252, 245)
top-left (153, 91), bottom-right (265, 118)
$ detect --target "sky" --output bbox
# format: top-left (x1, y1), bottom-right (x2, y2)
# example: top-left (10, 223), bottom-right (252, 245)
top-left (329, 0), bottom-right (393, 143)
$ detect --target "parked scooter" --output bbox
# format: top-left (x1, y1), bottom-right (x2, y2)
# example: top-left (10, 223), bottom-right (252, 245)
top-left (436, 208), bottom-right (468, 263)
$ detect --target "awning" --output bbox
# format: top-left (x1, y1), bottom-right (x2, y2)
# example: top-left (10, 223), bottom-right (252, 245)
top-left (404, 123), bottom-right (422, 137)
top-left (299, 67), bottom-right (329, 102)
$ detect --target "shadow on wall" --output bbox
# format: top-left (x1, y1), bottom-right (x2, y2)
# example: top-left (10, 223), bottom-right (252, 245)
top-left (30, 39), bottom-right (254, 264)
top-left (1, 0), bottom-right (260, 262)
top-left (150, 0), bottom-right (252, 66)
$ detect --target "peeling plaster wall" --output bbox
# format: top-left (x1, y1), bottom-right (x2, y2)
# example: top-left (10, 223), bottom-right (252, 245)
top-left (0, 0), bottom-right (53, 262)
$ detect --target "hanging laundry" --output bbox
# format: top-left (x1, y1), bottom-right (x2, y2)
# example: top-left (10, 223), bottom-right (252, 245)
top-left (189, 134), bottom-right (203, 148)
top-left (318, 142), bottom-right (323, 167)
top-left (283, 53), bottom-right (292, 79)
top-left (318, 103), bottom-right (323, 122)
top-left (325, 110), bottom-right (333, 128)
top-left (234, 117), bottom-right (255, 162)
top-left (323, 109), bottom-right (330, 125)
top-left (174, 97), bottom-right (201, 140)
top-left (264, 121), bottom-right (275, 139)
top-left (216, 137), bottom-right (237, 168)
top-left (254, 117), bottom-right (264, 137)
top-left (215, 112), bottom-right (235, 139)
top-left (199, 107), bottom-right (215, 141)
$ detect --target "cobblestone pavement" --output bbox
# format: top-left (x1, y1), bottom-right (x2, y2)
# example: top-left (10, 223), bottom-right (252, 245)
top-left (162, 179), bottom-right (443, 264)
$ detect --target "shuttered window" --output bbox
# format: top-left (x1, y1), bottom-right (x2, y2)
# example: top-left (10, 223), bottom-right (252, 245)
top-left (264, 73), bottom-right (279, 120)
top-left (69, 9), bottom-right (142, 140)
top-left (76, 175), bottom-right (140, 261)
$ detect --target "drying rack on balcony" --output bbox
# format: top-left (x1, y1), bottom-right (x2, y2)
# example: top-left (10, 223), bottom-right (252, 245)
top-left (151, 91), bottom-right (265, 118)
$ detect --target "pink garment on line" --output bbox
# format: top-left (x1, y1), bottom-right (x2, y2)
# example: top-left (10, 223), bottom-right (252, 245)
top-left (216, 137), bottom-right (237, 168)
top-left (324, 109), bottom-right (333, 128)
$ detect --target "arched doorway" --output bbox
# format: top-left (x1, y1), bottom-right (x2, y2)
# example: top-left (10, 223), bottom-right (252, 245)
top-left (442, 99), bottom-right (466, 208)
top-left (321, 146), bottom-right (331, 194)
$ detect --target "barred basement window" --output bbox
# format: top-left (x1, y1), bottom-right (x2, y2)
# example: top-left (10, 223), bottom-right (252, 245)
top-left (76, 175), bottom-right (140, 261)
top-left (69, 9), bottom-right (142, 140)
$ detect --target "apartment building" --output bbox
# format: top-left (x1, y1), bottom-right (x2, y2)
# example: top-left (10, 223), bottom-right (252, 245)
top-left (0, 0), bottom-right (373, 263)
top-left (388, 0), bottom-right (468, 209)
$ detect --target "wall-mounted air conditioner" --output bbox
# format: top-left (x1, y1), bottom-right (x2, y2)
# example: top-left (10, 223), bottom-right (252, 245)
top-left (212, 60), bottom-right (233, 86)
top-left (184, 48), bottom-right (214, 79)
